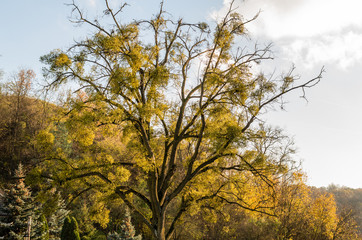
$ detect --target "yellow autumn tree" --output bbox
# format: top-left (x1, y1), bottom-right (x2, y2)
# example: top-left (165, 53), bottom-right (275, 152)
top-left (173, 171), bottom-right (360, 239)
top-left (273, 172), bottom-right (360, 240)
top-left (274, 173), bottom-right (333, 239)
top-left (38, 1), bottom-right (324, 239)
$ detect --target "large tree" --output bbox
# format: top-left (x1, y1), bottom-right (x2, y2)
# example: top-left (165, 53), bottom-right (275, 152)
top-left (39, 1), bottom-right (323, 239)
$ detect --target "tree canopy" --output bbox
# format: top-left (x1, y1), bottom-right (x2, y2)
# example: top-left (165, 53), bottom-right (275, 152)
top-left (38, 1), bottom-right (324, 239)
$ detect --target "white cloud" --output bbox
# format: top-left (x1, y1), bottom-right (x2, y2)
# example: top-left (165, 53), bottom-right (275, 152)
top-left (235, 0), bottom-right (362, 39)
top-left (281, 31), bottom-right (362, 69)
top-left (215, 0), bottom-right (362, 69)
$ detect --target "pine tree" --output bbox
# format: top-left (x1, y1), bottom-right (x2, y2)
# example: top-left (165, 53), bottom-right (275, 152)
top-left (48, 196), bottom-right (69, 240)
top-left (36, 215), bottom-right (49, 240)
top-left (60, 216), bottom-right (80, 240)
top-left (0, 164), bottom-right (40, 240)
top-left (107, 210), bottom-right (142, 240)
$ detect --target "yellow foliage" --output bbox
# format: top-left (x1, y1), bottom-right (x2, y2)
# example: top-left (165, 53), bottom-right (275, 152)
top-left (36, 130), bottom-right (55, 150)
top-left (55, 53), bottom-right (71, 67)
top-left (135, 156), bottom-right (152, 173)
top-left (114, 167), bottom-right (131, 182)
top-left (36, 2), bottom-right (328, 238)
top-left (203, 209), bottom-right (218, 224)
top-left (74, 128), bottom-right (95, 147)
top-left (88, 201), bottom-right (110, 228)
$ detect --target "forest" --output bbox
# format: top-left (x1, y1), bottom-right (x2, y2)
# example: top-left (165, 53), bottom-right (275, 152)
top-left (0, 0), bottom-right (361, 239)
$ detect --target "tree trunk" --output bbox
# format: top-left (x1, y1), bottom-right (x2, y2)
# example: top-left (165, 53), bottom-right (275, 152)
top-left (157, 210), bottom-right (166, 240)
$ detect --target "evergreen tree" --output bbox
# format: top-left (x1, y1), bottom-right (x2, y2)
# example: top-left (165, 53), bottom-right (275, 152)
top-left (107, 210), bottom-right (141, 240)
top-left (48, 196), bottom-right (69, 240)
top-left (0, 164), bottom-right (40, 240)
top-left (60, 216), bottom-right (80, 240)
top-left (36, 214), bottom-right (49, 240)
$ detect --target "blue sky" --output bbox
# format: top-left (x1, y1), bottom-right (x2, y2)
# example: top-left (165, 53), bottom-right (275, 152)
top-left (1, 0), bottom-right (361, 188)
top-left (0, 0), bottom-right (224, 75)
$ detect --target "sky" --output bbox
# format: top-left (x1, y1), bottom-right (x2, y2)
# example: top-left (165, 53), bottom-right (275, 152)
top-left (0, 0), bottom-right (361, 188)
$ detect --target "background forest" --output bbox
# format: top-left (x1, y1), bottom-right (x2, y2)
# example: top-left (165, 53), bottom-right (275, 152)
top-left (0, 1), bottom-right (361, 240)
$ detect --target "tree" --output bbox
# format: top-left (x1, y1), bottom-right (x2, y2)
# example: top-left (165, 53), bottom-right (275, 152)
top-left (36, 215), bottom-right (50, 240)
top-left (174, 172), bottom-right (360, 240)
top-left (332, 208), bottom-right (360, 240)
top-left (313, 185), bottom-right (361, 239)
top-left (273, 173), bottom-right (338, 240)
top-left (0, 164), bottom-right (40, 240)
top-left (0, 68), bottom-right (48, 182)
top-left (60, 216), bottom-right (80, 240)
top-left (47, 196), bottom-right (70, 240)
top-left (107, 209), bottom-right (142, 240)
top-left (39, 1), bottom-right (323, 239)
